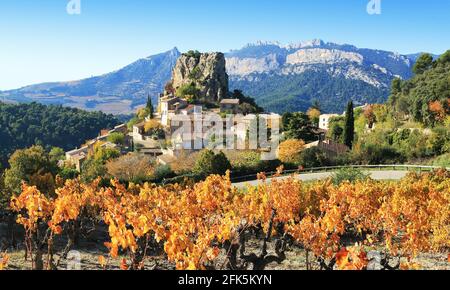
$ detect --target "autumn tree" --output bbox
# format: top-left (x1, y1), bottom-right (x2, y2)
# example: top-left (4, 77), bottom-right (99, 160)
top-left (106, 153), bottom-right (155, 183)
top-left (278, 139), bottom-right (305, 165)
top-left (307, 108), bottom-right (321, 127)
top-left (169, 150), bottom-right (199, 174)
top-left (363, 105), bottom-right (376, 129)
top-left (429, 100), bottom-right (446, 123)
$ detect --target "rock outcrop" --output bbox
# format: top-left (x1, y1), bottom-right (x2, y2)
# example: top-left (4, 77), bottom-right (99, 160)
top-left (171, 52), bottom-right (229, 103)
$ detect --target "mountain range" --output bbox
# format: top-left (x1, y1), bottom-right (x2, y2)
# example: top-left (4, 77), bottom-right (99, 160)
top-left (0, 40), bottom-right (429, 114)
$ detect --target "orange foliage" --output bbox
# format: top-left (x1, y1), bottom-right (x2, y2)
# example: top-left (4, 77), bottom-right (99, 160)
top-left (335, 245), bottom-right (368, 270)
top-left (429, 100), bottom-right (446, 121)
top-left (10, 168), bottom-right (450, 271)
top-left (277, 139), bottom-right (305, 164)
top-left (0, 253), bottom-right (9, 270)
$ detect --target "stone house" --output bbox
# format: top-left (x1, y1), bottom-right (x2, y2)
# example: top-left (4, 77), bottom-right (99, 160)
top-left (220, 99), bottom-right (241, 113)
top-left (304, 139), bottom-right (349, 159)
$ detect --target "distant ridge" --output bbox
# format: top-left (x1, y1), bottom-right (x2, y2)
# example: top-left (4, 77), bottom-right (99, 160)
top-left (0, 40), bottom-right (438, 114)
top-left (0, 48), bottom-right (181, 115)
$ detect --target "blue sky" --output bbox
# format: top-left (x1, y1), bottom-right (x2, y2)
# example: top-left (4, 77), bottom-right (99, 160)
top-left (1, 0), bottom-right (449, 90)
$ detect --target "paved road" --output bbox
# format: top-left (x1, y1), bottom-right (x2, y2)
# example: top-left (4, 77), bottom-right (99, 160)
top-left (233, 170), bottom-right (409, 188)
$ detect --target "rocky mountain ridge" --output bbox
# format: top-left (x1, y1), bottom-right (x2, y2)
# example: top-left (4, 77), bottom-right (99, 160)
top-left (225, 39), bottom-right (417, 112)
top-left (0, 39), bottom-right (433, 114)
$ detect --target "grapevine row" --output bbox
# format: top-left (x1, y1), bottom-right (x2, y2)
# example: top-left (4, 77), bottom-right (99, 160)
top-left (6, 169), bottom-right (450, 270)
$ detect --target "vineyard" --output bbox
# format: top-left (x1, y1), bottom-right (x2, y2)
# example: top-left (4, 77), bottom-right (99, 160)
top-left (0, 168), bottom-right (449, 270)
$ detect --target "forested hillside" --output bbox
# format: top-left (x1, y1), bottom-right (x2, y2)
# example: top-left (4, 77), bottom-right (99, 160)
top-left (231, 69), bottom-right (389, 113)
top-left (0, 102), bottom-right (119, 167)
top-left (389, 51), bottom-right (450, 126)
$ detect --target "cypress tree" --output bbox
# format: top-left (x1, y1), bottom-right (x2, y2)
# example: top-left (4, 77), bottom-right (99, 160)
top-left (146, 95), bottom-right (154, 119)
top-left (343, 101), bottom-right (355, 149)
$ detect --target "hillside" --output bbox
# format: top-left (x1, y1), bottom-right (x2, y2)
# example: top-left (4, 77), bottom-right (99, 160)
top-left (0, 102), bottom-right (119, 166)
top-left (389, 51), bottom-right (450, 126)
top-left (0, 48), bottom-right (181, 115)
top-left (226, 40), bottom-right (415, 113)
top-left (0, 40), bottom-right (425, 114)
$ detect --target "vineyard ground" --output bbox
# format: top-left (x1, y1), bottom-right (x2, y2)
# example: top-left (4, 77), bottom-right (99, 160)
top-left (1, 222), bottom-right (448, 270)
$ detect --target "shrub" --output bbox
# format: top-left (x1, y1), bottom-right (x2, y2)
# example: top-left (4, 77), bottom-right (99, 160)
top-left (58, 167), bottom-right (79, 181)
top-left (353, 144), bottom-right (405, 165)
top-left (432, 153), bottom-right (450, 168)
top-left (176, 83), bottom-right (200, 100)
top-left (107, 132), bottom-right (125, 145)
top-left (298, 147), bottom-right (330, 168)
top-left (183, 50), bottom-right (201, 59)
top-left (331, 168), bottom-right (369, 185)
top-left (152, 165), bottom-right (175, 182)
top-left (194, 150), bottom-right (232, 177)
top-left (80, 159), bottom-right (107, 183)
top-left (225, 150), bottom-right (282, 176)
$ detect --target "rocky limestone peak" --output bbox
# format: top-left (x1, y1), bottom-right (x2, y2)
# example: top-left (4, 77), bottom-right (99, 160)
top-left (171, 52), bottom-right (229, 103)
top-left (284, 39), bottom-right (326, 50)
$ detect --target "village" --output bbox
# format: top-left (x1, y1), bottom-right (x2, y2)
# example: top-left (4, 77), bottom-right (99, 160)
top-left (64, 51), bottom-right (352, 175)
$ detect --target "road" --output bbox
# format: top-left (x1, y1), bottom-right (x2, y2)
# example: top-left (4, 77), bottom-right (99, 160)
top-left (232, 170), bottom-right (409, 188)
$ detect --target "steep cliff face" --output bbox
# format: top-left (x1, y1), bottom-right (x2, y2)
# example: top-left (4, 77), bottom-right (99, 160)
top-left (225, 40), bottom-right (416, 113)
top-left (171, 52), bottom-right (229, 103)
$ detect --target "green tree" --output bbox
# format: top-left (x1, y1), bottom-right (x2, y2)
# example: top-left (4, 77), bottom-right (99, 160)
top-left (282, 112), bottom-right (317, 142)
top-left (80, 159), bottom-right (107, 183)
top-left (93, 147), bottom-right (121, 163)
top-left (58, 167), bottom-right (79, 181)
top-left (413, 53), bottom-right (434, 74)
top-left (49, 147), bottom-right (65, 163)
top-left (193, 150), bottom-right (232, 177)
top-left (184, 50), bottom-right (201, 59)
top-left (231, 90), bottom-right (264, 114)
top-left (437, 50), bottom-right (450, 64)
top-left (343, 101), bottom-right (355, 149)
top-left (176, 83), bottom-right (200, 100)
top-left (282, 112), bottom-right (293, 131)
top-left (389, 55), bottom-right (450, 126)
top-left (330, 122), bottom-right (344, 142)
top-left (107, 132), bottom-right (125, 145)
top-left (4, 146), bottom-right (57, 195)
top-left (391, 78), bottom-right (402, 95)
